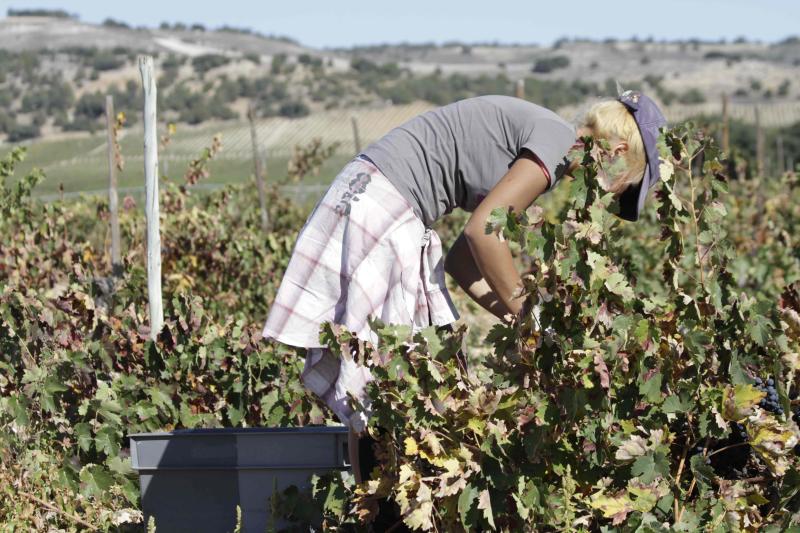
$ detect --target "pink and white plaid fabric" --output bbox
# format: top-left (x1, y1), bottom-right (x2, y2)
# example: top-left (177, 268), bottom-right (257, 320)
top-left (262, 155), bottom-right (460, 431)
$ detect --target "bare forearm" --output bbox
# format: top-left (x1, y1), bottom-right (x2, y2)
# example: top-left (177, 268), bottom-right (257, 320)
top-left (464, 230), bottom-right (524, 316)
top-left (466, 280), bottom-right (508, 320)
top-left (453, 272), bottom-right (508, 321)
top-left (456, 150), bottom-right (549, 320)
top-left (445, 233), bottom-right (509, 320)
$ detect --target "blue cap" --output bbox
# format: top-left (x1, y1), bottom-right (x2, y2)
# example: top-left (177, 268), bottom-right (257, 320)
top-left (615, 90), bottom-right (667, 221)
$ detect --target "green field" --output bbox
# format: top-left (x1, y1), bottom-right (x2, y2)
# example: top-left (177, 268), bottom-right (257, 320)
top-left (10, 131), bottom-right (354, 200)
top-left (7, 103), bottom-right (438, 199)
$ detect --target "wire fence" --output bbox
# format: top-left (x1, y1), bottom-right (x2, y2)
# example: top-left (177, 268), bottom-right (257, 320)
top-left (56, 98), bottom-right (800, 165)
top-left (29, 97), bottom-right (800, 191)
top-left (35, 182), bottom-right (330, 204)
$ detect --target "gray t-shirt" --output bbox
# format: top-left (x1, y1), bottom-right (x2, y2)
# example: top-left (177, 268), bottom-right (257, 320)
top-left (362, 95), bottom-right (576, 227)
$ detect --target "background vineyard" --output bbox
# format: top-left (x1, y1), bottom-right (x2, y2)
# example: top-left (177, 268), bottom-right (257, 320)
top-left (14, 98), bottom-right (800, 200)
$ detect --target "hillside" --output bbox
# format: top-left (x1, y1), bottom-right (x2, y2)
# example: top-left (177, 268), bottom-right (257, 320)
top-left (346, 38), bottom-right (800, 99)
top-left (0, 12), bottom-right (798, 193)
top-left (0, 14), bottom-right (312, 56)
top-left (0, 14), bottom-right (797, 144)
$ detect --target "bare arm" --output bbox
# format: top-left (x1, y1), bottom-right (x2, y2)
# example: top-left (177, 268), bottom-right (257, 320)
top-left (444, 231), bottom-right (507, 321)
top-left (462, 149), bottom-right (550, 320)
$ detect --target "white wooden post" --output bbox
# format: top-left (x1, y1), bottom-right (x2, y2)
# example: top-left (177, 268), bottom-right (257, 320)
top-left (755, 106), bottom-right (764, 178)
top-left (516, 79), bottom-right (525, 99)
top-left (105, 95), bottom-right (122, 277)
top-left (139, 55), bottom-right (163, 340)
top-left (351, 116), bottom-right (361, 154)
top-left (721, 93), bottom-right (729, 156)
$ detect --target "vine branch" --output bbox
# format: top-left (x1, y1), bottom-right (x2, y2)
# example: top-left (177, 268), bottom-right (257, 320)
top-left (19, 490), bottom-right (100, 531)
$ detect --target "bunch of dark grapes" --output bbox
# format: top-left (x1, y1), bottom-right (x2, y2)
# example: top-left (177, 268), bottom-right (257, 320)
top-left (677, 423), bottom-right (760, 480)
top-left (675, 377), bottom-right (800, 483)
top-left (712, 422), bottom-right (753, 479)
top-left (755, 377), bottom-right (783, 416)
top-left (688, 441), bottom-right (711, 464)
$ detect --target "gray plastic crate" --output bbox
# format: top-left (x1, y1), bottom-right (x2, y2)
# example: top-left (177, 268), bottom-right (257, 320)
top-left (129, 426), bottom-right (350, 532)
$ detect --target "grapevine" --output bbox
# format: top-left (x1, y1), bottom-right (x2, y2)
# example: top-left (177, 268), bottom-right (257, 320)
top-left (2, 120), bottom-right (800, 531)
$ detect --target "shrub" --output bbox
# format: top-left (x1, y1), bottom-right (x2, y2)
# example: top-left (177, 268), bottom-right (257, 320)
top-left (351, 56), bottom-right (379, 73)
top-left (678, 88), bottom-right (706, 104)
top-left (778, 79), bottom-right (791, 98)
top-left (531, 55), bottom-right (571, 73)
top-left (298, 53), bottom-right (323, 69)
top-left (158, 68), bottom-right (179, 88)
top-left (20, 81), bottom-right (74, 114)
top-left (704, 51), bottom-right (743, 63)
top-left (244, 52), bottom-right (261, 65)
top-left (271, 53), bottom-right (288, 75)
top-left (92, 51), bottom-right (125, 71)
top-left (74, 91), bottom-right (106, 120)
top-left (102, 18), bottom-right (129, 29)
top-left (0, 111), bottom-right (12, 133)
top-left (207, 98), bottom-right (237, 121)
top-left (62, 116), bottom-right (99, 133)
top-left (191, 54), bottom-right (230, 76)
top-left (278, 100), bottom-right (310, 118)
top-left (161, 53), bottom-right (185, 70)
top-left (5, 122), bottom-right (40, 142)
top-left (60, 45), bottom-right (97, 59)
top-left (7, 8), bottom-right (73, 18)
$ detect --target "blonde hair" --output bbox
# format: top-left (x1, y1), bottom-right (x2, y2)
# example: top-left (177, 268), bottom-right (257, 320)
top-left (581, 99), bottom-right (646, 194)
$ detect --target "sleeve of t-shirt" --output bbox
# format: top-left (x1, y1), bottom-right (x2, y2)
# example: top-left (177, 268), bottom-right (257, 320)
top-left (520, 118), bottom-right (576, 192)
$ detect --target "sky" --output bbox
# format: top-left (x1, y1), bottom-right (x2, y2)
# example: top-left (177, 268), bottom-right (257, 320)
top-left (1, 0), bottom-right (798, 49)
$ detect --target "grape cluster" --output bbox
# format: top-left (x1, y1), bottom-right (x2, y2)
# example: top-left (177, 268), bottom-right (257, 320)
top-left (755, 377), bottom-right (783, 416)
top-left (731, 421), bottom-right (747, 440)
top-left (680, 378), bottom-right (800, 483)
top-left (678, 423), bottom-right (760, 480)
top-left (674, 376), bottom-right (800, 482)
top-left (689, 442), bottom-right (711, 464)
top-left (710, 422), bottom-right (754, 479)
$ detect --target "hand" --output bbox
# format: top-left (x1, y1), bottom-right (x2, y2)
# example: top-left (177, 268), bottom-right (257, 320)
top-left (515, 296), bottom-right (533, 323)
top-left (506, 277), bottom-right (533, 324)
top-left (502, 295), bottom-right (528, 325)
top-left (512, 268), bottom-right (539, 324)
